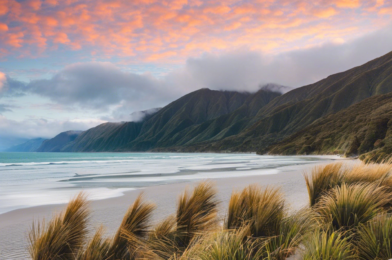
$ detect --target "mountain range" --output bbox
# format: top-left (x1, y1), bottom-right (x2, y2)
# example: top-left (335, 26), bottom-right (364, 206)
top-left (10, 51), bottom-right (392, 162)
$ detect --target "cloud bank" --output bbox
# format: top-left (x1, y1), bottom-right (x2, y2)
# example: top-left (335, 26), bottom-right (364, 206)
top-left (0, 116), bottom-right (104, 139)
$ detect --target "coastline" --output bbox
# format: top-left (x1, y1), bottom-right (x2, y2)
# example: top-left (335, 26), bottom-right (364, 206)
top-left (0, 155), bottom-right (351, 259)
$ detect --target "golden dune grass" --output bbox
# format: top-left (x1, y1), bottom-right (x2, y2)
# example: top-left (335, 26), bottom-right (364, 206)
top-left (302, 229), bottom-right (354, 260)
top-left (314, 183), bottom-right (392, 232)
top-left (356, 213), bottom-right (392, 259)
top-left (108, 193), bottom-right (156, 259)
top-left (29, 193), bottom-right (89, 260)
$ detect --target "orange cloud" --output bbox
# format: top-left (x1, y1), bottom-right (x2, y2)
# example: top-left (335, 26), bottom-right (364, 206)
top-left (0, 0), bottom-right (9, 16)
top-left (53, 32), bottom-right (70, 44)
top-left (313, 7), bottom-right (338, 18)
top-left (0, 0), bottom-right (389, 62)
top-left (335, 0), bottom-right (361, 8)
top-left (0, 23), bottom-right (8, 31)
top-left (203, 5), bottom-right (231, 14)
top-left (27, 0), bottom-right (41, 10)
top-left (379, 6), bottom-right (392, 14)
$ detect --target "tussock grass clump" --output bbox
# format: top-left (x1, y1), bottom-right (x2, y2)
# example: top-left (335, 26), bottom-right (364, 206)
top-left (304, 163), bottom-right (345, 206)
top-left (176, 181), bottom-right (219, 245)
top-left (29, 192), bottom-right (89, 260)
top-left (108, 193), bottom-right (156, 259)
top-left (262, 209), bottom-right (312, 260)
top-left (144, 181), bottom-right (219, 258)
top-left (305, 162), bottom-right (392, 207)
top-left (302, 229), bottom-right (354, 260)
top-left (226, 185), bottom-right (308, 259)
top-left (183, 226), bottom-right (264, 260)
top-left (344, 162), bottom-right (392, 185)
top-left (227, 185), bottom-right (284, 237)
top-left (356, 213), bottom-right (392, 259)
top-left (314, 183), bottom-right (392, 232)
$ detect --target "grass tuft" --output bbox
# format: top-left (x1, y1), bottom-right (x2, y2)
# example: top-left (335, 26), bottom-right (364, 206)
top-left (344, 162), bottom-right (392, 185)
top-left (304, 163), bottom-right (345, 207)
top-left (29, 192), bottom-right (89, 260)
top-left (176, 181), bottom-right (219, 248)
top-left (183, 225), bottom-right (264, 260)
top-left (226, 185), bottom-right (285, 238)
top-left (108, 193), bottom-right (156, 259)
top-left (356, 213), bottom-right (392, 259)
top-left (314, 183), bottom-right (392, 232)
top-left (262, 209), bottom-right (311, 260)
top-left (302, 229), bottom-right (354, 260)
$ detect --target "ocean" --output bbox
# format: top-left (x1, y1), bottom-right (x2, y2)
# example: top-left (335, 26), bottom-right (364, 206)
top-left (0, 152), bottom-right (329, 215)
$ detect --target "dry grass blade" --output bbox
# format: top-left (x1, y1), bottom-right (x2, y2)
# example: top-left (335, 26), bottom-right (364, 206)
top-left (302, 229), bottom-right (355, 260)
top-left (304, 163), bottom-right (345, 207)
top-left (176, 181), bottom-right (219, 248)
top-left (226, 185), bottom-right (285, 238)
top-left (315, 183), bottom-right (392, 232)
top-left (29, 192), bottom-right (89, 260)
top-left (76, 226), bottom-right (111, 260)
top-left (356, 213), bottom-right (392, 259)
top-left (108, 193), bottom-right (156, 260)
top-left (344, 162), bottom-right (392, 185)
top-left (151, 215), bottom-right (176, 240)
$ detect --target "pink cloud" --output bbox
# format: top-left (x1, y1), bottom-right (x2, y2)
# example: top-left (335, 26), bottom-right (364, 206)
top-left (0, 0), bottom-right (390, 61)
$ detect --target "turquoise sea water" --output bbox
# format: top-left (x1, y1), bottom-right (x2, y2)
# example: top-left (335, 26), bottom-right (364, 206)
top-left (0, 152), bottom-right (330, 214)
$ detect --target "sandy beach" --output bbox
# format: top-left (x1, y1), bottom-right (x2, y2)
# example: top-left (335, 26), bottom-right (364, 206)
top-left (0, 156), bottom-right (349, 259)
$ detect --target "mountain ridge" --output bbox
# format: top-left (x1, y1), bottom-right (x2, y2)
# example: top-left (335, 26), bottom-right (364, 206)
top-left (32, 50), bottom-right (392, 159)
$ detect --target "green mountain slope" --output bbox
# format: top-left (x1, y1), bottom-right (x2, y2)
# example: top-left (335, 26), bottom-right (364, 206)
top-left (62, 88), bottom-right (280, 152)
top-left (267, 92), bottom-right (392, 163)
top-left (37, 131), bottom-right (82, 152)
top-left (191, 51), bottom-right (392, 152)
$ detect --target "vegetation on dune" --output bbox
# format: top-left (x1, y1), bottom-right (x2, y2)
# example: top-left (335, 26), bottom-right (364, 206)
top-left (28, 162), bottom-right (392, 259)
top-left (29, 193), bottom-right (89, 260)
top-left (76, 227), bottom-right (111, 260)
top-left (107, 193), bottom-right (156, 259)
top-left (304, 163), bottom-right (346, 206)
top-left (183, 226), bottom-right (265, 260)
top-left (356, 213), bottom-right (392, 259)
top-left (304, 162), bottom-right (392, 207)
top-left (314, 183), bottom-right (392, 232)
top-left (226, 185), bottom-right (307, 259)
top-left (226, 186), bottom-right (285, 237)
top-left (302, 229), bottom-right (354, 260)
top-left (145, 182), bottom-right (219, 258)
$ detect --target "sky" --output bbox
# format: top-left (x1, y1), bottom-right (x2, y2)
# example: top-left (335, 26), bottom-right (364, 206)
top-left (0, 0), bottom-right (392, 139)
